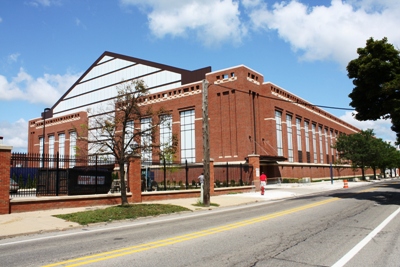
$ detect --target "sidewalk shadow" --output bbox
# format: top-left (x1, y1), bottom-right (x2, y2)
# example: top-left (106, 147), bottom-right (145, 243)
top-left (328, 182), bottom-right (400, 206)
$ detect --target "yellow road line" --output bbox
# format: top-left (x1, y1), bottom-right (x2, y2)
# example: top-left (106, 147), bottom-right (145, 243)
top-left (46, 186), bottom-right (384, 267)
top-left (43, 197), bottom-right (341, 267)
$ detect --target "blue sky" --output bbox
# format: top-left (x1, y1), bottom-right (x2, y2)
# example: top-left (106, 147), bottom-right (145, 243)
top-left (1, 0), bottom-right (399, 152)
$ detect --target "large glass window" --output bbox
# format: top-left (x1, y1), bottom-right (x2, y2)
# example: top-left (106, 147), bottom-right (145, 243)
top-left (69, 131), bottom-right (76, 168)
top-left (286, 114), bottom-right (293, 162)
top-left (312, 124), bottom-right (317, 163)
top-left (296, 118), bottom-right (302, 163)
top-left (304, 121), bottom-right (310, 152)
top-left (39, 137), bottom-right (44, 167)
top-left (275, 111), bottom-right (283, 156)
top-left (59, 133), bottom-right (65, 167)
top-left (160, 114), bottom-right (172, 163)
top-left (180, 110), bottom-right (195, 163)
top-left (296, 118), bottom-right (302, 151)
top-left (141, 118), bottom-right (153, 164)
top-left (304, 121), bottom-right (310, 163)
top-left (325, 128), bottom-right (329, 163)
top-left (49, 135), bottom-right (54, 167)
top-left (319, 126), bottom-right (323, 163)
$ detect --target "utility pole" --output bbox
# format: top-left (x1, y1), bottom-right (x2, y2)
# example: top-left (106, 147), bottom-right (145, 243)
top-left (202, 79), bottom-right (210, 206)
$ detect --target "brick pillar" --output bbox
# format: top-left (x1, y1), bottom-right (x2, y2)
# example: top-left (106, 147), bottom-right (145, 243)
top-left (0, 145), bottom-right (12, 214)
top-left (248, 154), bottom-right (260, 191)
top-left (128, 155), bottom-right (142, 203)
top-left (210, 159), bottom-right (215, 195)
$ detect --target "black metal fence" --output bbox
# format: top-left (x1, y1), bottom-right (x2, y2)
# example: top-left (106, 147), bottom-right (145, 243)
top-left (141, 160), bottom-right (253, 191)
top-left (214, 163), bottom-right (253, 187)
top-left (10, 153), bottom-right (115, 197)
top-left (9, 153), bottom-right (254, 197)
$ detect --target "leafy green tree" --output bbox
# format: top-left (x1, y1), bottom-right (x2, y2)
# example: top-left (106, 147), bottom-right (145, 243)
top-left (347, 37), bottom-right (400, 143)
top-left (333, 129), bottom-right (378, 179)
top-left (379, 142), bottom-right (400, 177)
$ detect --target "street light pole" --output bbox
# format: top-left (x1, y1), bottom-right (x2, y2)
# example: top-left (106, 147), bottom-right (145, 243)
top-left (42, 108), bottom-right (51, 167)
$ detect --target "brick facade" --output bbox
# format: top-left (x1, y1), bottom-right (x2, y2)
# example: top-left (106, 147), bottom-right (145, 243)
top-left (0, 146), bottom-right (12, 214)
top-left (27, 56), bottom-right (371, 183)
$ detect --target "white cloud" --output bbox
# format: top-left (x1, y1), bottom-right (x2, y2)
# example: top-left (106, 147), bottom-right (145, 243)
top-left (0, 68), bottom-right (81, 106)
top-left (0, 119), bottom-right (28, 152)
top-left (121, 0), bottom-right (247, 47)
top-left (340, 111), bottom-right (397, 145)
top-left (247, 0), bottom-right (400, 66)
top-left (28, 0), bottom-right (61, 7)
top-left (8, 53), bottom-right (20, 63)
top-left (120, 0), bottom-right (400, 64)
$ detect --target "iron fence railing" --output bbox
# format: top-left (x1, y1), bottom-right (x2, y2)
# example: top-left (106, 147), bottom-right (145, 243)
top-left (10, 153), bottom-right (115, 197)
top-left (141, 160), bottom-right (253, 191)
top-left (9, 154), bottom-right (254, 197)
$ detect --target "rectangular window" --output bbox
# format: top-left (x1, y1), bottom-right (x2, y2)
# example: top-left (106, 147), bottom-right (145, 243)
top-left (141, 118), bottom-right (153, 164)
top-left (325, 128), bottom-right (329, 163)
top-left (319, 126), bottom-right (323, 163)
top-left (286, 114), bottom-right (293, 162)
top-left (49, 135), bottom-right (54, 167)
top-left (180, 110), bottom-right (195, 163)
top-left (59, 133), bottom-right (65, 168)
top-left (160, 114), bottom-right (172, 163)
top-left (296, 118), bottom-right (302, 162)
top-left (304, 121), bottom-right (310, 163)
top-left (275, 111), bottom-right (283, 156)
top-left (312, 124), bottom-right (317, 163)
top-left (69, 131), bottom-right (76, 168)
top-left (39, 137), bottom-right (44, 167)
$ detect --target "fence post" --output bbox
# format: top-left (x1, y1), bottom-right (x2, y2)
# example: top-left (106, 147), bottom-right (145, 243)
top-left (56, 152), bottom-right (59, 196)
top-left (185, 160), bottom-right (188, 190)
top-left (163, 159), bottom-right (166, 191)
top-left (128, 155), bottom-right (142, 203)
top-left (95, 155), bottom-right (98, 194)
top-left (0, 145), bottom-right (12, 214)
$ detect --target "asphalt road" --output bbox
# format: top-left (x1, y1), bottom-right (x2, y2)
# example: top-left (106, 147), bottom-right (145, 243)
top-left (1, 181), bottom-right (400, 267)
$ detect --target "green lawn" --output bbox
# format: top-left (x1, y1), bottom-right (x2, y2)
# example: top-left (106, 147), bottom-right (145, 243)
top-left (53, 204), bottom-right (191, 225)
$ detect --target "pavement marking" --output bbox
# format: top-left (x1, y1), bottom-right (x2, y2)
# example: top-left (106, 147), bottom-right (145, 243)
top-left (332, 206), bottom-right (400, 267)
top-left (42, 197), bottom-right (340, 267)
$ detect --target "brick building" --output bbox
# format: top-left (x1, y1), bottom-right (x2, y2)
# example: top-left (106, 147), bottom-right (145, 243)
top-left (28, 51), bottom-right (365, 181)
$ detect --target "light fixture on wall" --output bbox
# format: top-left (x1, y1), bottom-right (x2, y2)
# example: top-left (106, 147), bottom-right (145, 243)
top-left (42, 108), bottom-right (51, 167)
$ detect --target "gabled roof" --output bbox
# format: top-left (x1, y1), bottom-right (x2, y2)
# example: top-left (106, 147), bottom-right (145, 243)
top-left (51, 51), bottom-right (211, 114)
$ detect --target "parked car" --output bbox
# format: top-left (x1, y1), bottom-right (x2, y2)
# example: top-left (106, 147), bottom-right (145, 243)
top-left (10, 178), bottom-right (19, 193)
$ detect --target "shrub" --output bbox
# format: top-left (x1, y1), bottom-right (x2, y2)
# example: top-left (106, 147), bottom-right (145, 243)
top-left (282, 178), bottom-right (299, 183)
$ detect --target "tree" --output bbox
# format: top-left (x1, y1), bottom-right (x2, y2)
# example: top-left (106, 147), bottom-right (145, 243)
top-left (333, 129), bottom-right (378, 179)
top-left (88, 79), bottom-right (176, 205)
top-left (347, 37), bottom-right (400, 143)
top-left (333, 129), bottom-right (400, 180)
top-left (376, 140), bottom-right (400, 178)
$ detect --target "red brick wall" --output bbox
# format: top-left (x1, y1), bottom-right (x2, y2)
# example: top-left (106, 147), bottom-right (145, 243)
top-left (0, 146), bottom-right (12, 214)
top-left (28, 112), bottom-right (88, 156)
top-left (26, 65), bottom-right (374, 182)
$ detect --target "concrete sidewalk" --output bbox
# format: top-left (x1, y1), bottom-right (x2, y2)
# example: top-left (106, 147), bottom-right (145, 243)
top-left (0, 179), bottom-right (389, 238)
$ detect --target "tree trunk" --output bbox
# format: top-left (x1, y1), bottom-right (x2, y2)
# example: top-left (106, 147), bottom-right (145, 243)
top-left (119, 162), bottom-right (129, 205)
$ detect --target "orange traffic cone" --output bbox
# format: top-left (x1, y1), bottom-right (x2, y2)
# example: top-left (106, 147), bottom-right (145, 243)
top-left (343, 179), bottom-right (348, 188)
